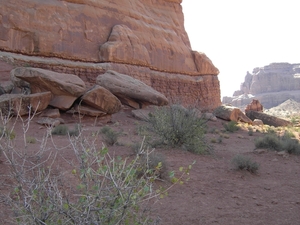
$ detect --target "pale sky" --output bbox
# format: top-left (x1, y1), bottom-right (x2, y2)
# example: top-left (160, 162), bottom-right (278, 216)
top-left (182, 1), bottom-right (300, 99)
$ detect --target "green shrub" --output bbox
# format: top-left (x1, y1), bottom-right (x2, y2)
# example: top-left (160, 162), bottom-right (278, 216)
top-left (100, 126), bottom-right (121, 146)
top-left (232, 154), bottom-right (259, 173)
top-left (281, 132), bottom-right (300, 154)
top-left (255, 132), bottom-right (300, 155)
top-left (51, 124), bottom-right (69, 135)
top-left (255, 134), bottom-right (282, 150)
top-left (146, 105), bottom-right (209, 154)
top-left (223, 121), bottom-right (239, 133)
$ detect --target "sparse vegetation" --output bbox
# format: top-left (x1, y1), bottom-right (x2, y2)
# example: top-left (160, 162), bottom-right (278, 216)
top-left (0, 113), bottom-right (193, 225)
top-left (232, 154), bottom-right (259, 173)
top-left (100, 126), bottom-right (121, 146)
top-left (51, 124), bottom-right (69, 135)
top-left (255, 132), bottom-right (300, 155)
top-left (26, 135), bottom-right (36, 144)
top-left (223, 121), bottom-right (239, 133)
top-left (145, 105), bottom-right (209, 154)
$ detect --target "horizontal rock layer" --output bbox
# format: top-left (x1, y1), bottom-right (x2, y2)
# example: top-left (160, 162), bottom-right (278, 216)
top-left (0, 0), bottom-right (218, 76)
top-left (0, 52), bottom-right (221, 111)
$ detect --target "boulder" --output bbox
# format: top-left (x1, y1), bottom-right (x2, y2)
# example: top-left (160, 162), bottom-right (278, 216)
top-left (96, 70), bottom-right (169, 108)
top-left (0, 92), bottom-right (51, 116)
top-left (246, 111), bottom-right (292, 127)
top-left (81, 85), bottom-right (122, 114)
top-left (36, 117), bottom-right (63, 127)
top-left (11, 67), bottom-right (86, 110)
top-left (253, 119), bottom-right (264, 126)
top-left (214, 105), bottom-right (252, 123)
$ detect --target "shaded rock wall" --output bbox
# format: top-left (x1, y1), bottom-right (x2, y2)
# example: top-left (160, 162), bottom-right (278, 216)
top-left (0, 0), bottom-right (221, 111)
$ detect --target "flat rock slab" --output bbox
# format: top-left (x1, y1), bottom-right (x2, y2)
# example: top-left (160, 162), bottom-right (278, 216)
top-left (96, 70), bottom-right (168, 108)
top-left (0, 92), bottom-right (51, 116)
top-left (12, 67), bottom-right (86, 110)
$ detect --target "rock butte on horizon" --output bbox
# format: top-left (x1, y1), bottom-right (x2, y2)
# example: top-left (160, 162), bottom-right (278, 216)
top-left (0, 0), bottom-right (221, 111)
top-left (223, 62), bottom-right (300, 109)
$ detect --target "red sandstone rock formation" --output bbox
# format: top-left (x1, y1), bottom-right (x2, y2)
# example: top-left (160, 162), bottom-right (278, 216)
top-left (245, 99), bottom-right (263, 113)
top-left (0, 0), bottom-right (221, 111)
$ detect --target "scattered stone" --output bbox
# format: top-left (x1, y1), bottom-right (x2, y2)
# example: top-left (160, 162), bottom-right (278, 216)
top-left (70, 103), bottom-right (107, 117)
top-left (132, 108), bottom-right (151, 121)
top-left (40, 108), bottom-right (61, 118)
top-left (37, 117), bottom-right (62, 127)
top-left (253, 119), bottom-right (264, 126)
top-left (254, 149), bottom-right (267, 154)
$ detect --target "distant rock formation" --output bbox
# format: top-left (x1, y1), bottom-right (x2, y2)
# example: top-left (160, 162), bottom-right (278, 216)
top-left (223, 63), bottom-right (300, 109)
top-left (0, 0), bottom-right (221, 111)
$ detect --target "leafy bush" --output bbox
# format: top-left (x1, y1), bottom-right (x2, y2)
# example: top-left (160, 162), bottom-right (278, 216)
top-left (232, 154), bottom-right (259, 173)
top-left (1, 122), bottom-right (193, 224)
top-left (145, 105), bottom-right (209, 154)
top-left (223, 121), bottom-right (239, 133)
top-left (51, 124), bottom-right (69, 135)
top-left (100, 126), bottom-right (121, 146)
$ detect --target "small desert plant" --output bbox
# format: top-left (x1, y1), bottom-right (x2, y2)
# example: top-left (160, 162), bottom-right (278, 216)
top-left (232, 154), bottom-right (259, 173)
top-left (248, 127), bottom-right (254, 136)
top-left (223, 121), bottom-right (239, 133)
top-left (51, 124), bottom-right (69, 135)
top-left (218, 135), bottom-right (223, 143)
top-left (0, 126), bottom-right (16, 140)
top-left (25, 135), bottom-right (36, 144)
top-left (100, 126), bottom-right (121, 146)
top-left (255, 134), bottom-right (282, 150)
top-left (210, 138), bottom-right (217, 143)
top-left (255, 132), bottom-right (300, 155)
top-left (145, 105), bottom-right (209, 154)
top-left (68, 124), bottom-right (81, 136)
top-left (280, 132), bottom-right (300, 154)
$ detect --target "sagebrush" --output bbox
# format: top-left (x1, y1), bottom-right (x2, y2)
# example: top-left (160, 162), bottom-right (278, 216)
top-left (145, 105), bottom-right (209, 154)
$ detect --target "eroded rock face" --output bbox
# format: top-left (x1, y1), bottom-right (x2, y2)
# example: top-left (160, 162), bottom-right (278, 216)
top-left (223, 63), bottom-right (300, 109)
top-left (0, 1), bottom-right (221, 111)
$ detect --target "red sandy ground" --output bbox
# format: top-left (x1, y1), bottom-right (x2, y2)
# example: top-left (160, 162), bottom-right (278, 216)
top-left (0, 108), bottom-right (299, 225)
